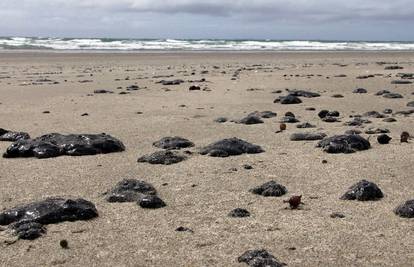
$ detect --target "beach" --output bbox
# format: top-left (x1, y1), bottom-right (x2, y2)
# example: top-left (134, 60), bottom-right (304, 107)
top-left (0, 51), bottom-right (413, 266)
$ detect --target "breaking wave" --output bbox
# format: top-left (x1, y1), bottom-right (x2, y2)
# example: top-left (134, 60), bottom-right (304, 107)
top-left (1, 37), bottom-right (414, 51)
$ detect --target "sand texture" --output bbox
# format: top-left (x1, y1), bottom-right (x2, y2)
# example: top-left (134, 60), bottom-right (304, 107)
top-left (0, 51), bottom-right (414, 266)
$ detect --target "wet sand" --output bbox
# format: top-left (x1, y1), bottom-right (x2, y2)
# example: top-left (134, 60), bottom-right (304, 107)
top-left (0, 51), bottom-right (413, 266)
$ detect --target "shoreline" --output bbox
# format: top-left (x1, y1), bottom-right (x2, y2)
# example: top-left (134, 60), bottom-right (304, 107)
top-left (2, 49), bottom-right (414, 54)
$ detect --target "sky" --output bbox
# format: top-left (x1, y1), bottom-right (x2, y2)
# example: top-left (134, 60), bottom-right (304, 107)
top-left (1, 0), bottom-right (414, 41)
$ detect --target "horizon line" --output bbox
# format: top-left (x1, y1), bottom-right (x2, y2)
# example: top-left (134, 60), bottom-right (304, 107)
top-left (2, 36), bottom-right (414, 43)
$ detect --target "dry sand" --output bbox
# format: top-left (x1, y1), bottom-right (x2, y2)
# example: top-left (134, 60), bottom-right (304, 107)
top-left (0, 51), bottom-right (413, 266)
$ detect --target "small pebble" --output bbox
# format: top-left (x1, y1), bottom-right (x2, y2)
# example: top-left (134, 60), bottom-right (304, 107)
top-left (377, 134), bottom-right (392, 144)
top-left (228, 208), bottom-right (250, 218)
top-left (401, 132), bottom-right (410, 143)
top-left (138, 195), bottom-right (166, 209)
top-left (60, 239), bottom-right (69, 249)
top-left (330, 212), bottom-right (345, 218)
top-left (284, 195), bottom-right (303, 209)
top-left (243, 164), bottom-right (253, 170)
top-left (175, 226), bottom-right (193, 233)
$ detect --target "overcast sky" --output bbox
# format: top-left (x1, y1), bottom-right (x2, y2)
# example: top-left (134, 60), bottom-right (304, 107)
top-left (1, 0), bottom-right (414, 40)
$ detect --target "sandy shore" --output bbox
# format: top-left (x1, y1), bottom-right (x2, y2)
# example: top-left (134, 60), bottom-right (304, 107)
top-left (0, 51), bottom-right (413, 266)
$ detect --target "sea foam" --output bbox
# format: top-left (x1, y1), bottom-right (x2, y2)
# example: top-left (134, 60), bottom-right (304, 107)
top-left (1, 37), bottom-right (414, 51)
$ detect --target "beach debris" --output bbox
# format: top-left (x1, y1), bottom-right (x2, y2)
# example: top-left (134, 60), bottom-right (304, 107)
top-left (363, 111), bottom-right (387, 118)
top-left (290, 132), bottom-right (327, 141)
top-left (274, 94), bottom-right (302, 104)
top-left (250, 181), bottom-right (287, 197)
top-left (318, 110), bottom-right (339, 118)
top-left (238, 249), bottom-right (286, 267)
top-left (344, 117), bottom-right (372, 126)
top-left (296, 122), bottom-right (315, 128)
top-left (106, 179), bottom-right (166, 209)
top-left (105, 179), bottom-right (157, 202)
top-left (137, 150), bottom-right (187, 165)
top-left (353, 88), bottom-right (367, 93)
top-left (396, 73), bottom-right (414, 79)
top-left (377, 134), bottom-right (392, 144)
top-left (157, 79), bottom-right (184, 85)
top-left (93, 89), bottom-right (113, 94)
top-left (383, 117), bottom-right (397, 122)
top-left (189, 85), bottom-right (201, 90)
top-left (138, 195), bottom-right (166, 209)
top-left (60, 239), bottom-right (69, 249)
top-left (328, 111), bottom-right (340, 117)
top-left (0, 198), bottom-right (98, 240)
top-left (214, 117), bottom-right (228, 123)
top-left (357, 75), bottom-right (374, 79)
top-left (322, 116), bottom-right (340, 123)
top-left (317, 134), bottom-right (370, 153)
top-left (286, 89), bottom-right (320, 98)
top-left (401, 132), bottom-right (410, 142)
top-left (375, 90), bottom-right (390, 96)
top-left (126, 85), bottom-right (140, 91)
top-left (243, 164), bottom-right (253, 169)
top-left (330, 212), bottom-right (346, 218)
top-left (0, 128), bottom-right (30, 142)
top-left (153, 136), bottom-right (194, 150)
top-left (394, 200), bottom-right (414, 218)
top-left (10, 221), bottom-right (46, 240)
top-left (363, 111), bottom-right (386, 118)
top-left (391, 80), bottom-right (412, 84)
top-left (385, 65), bottom-right (403, 70)
top-left (175, 226), bottom-right (193, 233)
top-left (344, 129), bottom-right (362, 135)
top-left (248, 111), bottom-right (277, 118)
top-left (394, 110), bottom-right (414, 116)
top-left (340, 180), bottom-right (383, 201)
top-left (228, 208), bottom-right (250, 218)
top-left (280, 116), bottom-right (299, 123)
top-left (199, 137), bottom-right (264, 157)
top-left (383, 93), bottom-right (403, 98)
top-left (284, 195), bottom-right (303, 209)
top-left (365, 128), bottom-right (389, 134)
top-left (3, 133), bottom-right (125, 159)
top-left (237, 115), bottom-right (264, 125)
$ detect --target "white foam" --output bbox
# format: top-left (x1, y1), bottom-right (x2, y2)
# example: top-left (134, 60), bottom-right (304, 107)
top-left (1, 37), bottom-right (414, 51)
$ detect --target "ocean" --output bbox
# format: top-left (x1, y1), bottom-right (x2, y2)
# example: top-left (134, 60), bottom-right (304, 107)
top-left (1, 37), bottom-right (414, 51)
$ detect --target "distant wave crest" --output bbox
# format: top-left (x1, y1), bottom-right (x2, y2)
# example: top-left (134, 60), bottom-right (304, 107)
top-left (1, 37), bottom-right (414, 51)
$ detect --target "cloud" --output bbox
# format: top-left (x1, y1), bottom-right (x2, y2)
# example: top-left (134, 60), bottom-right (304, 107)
top-left (3, 0), bottom-right (414, 21)
top-left (0, 0), bottom-right (413, 39)
top-left (52, 0), bottom-right (414, 22)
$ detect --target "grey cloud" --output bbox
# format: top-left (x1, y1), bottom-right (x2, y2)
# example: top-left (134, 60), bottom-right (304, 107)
top-left (65, 0), bottom-right (414, 22)
top-left (4, 0), bottom-right (414, 21)
top-left (0, 0), bottom-right (413, 40)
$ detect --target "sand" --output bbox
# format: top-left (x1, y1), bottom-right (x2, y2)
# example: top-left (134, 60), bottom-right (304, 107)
top-left (0, 51), bottom-right (413, 266)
